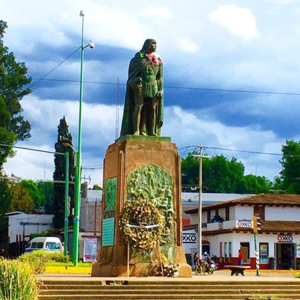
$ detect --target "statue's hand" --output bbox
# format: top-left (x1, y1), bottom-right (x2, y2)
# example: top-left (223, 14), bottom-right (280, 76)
top-left (129, 77), bottom-right (143, 91)
top-left (156, 91), bottom-right (163, 101)
top-left (133, 77), bottom-right (142, 84)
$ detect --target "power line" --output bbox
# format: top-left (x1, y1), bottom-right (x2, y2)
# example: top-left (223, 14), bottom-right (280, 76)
top-left (180, 144), bottom-right (300, 158)
top-left (3, 73), bottom-right (300, 97)
top-left (28, 47), bottom-right (81, 89)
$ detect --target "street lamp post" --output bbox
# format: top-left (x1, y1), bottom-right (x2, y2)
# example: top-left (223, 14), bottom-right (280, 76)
top-left (73, 10), bottom-right (94, 266)
top-left (63, 152), bottom-right (69, 256)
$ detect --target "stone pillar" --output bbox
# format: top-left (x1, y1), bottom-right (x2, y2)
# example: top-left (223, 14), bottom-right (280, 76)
top-left (91, 136), bottom-right (192, 277)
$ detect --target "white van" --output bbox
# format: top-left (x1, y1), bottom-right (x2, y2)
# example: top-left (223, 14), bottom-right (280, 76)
top-left (25, 237), bottom-right (62, 253)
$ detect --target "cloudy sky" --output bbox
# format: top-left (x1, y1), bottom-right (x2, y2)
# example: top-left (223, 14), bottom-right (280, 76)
top-left (2, 0), bottom-right (300, 186)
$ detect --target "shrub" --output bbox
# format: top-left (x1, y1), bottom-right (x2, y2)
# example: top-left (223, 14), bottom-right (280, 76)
top-left (18, 250), bottom-right (70, 274)
top-left (0, 258), bottom-right (39, 300)
top-left (294, 272), bottom-right (300, 278)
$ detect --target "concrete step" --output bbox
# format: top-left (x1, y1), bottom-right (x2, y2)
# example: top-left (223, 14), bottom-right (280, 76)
top-left (38, 294), bottom-right (300, 300)
top-left (39, 284), bottom-right (300, 290)
top-left (39, 288), bottom-right (300, 295)
top-left (38, 280), bottom-right (300, 300)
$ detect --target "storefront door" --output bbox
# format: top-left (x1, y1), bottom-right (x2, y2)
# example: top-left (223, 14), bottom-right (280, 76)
top-left (276, 243), bottom-right (295, 269)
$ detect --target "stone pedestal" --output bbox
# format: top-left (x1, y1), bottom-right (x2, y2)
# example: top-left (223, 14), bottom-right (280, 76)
top-left (91, 136), bottom-right (192, 277)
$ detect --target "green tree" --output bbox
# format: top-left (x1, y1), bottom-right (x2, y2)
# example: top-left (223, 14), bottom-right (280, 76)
top-left (0, 21), bottom-right (32, 170)
top-left (279, 140), bottom-right (300, 194)
top-left (21, 180), bottom-right (45, 210)
top-left (240, 175), bottom-right (273, 194)
top-left (92, 184), bottom-right (102, 190)
top-left (181, 152), bottom-right (272, 194)
top-left (8, 182), bottom-right (34, 213)
top-left (53, 117), bottom-right (75, 229)
top-left (39, 181), bottom-right (54, 214)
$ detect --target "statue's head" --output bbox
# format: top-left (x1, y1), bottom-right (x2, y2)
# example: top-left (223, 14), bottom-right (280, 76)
top-left (141, 39), bottom-right (157, 53)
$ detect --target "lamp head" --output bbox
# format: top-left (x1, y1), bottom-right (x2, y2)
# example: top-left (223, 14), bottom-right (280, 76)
top-left (89, 40), bottom-right (95, 49)
top-left (80, 10), bottom-right (85, 17)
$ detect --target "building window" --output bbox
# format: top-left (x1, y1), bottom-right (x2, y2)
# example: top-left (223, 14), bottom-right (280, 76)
top-left (259, 243), bottom-right (269, 264)
top-left (240, 242), bottom-right (250, 263)
top-left (229, 242), bottom-right (232, 262)
top-left (219, 242), bottom-right (223, 258)
top-left (225, 207), bottom-right (230, 221)
top-left (224, 242), bottom-right (228, 261)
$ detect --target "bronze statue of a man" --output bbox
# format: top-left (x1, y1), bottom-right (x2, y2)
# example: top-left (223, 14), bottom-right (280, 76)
top-left (121, 39), bottom-right (163, 137)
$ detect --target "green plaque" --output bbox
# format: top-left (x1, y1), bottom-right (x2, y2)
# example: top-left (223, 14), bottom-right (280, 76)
top-left (104, 177), bottom-right (117, 212)
top-left (102, 217), bottom-right (115, 246)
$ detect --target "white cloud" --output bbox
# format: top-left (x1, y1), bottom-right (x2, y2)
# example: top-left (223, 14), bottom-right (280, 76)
top-left (177, 38), bottom-right (199, 53)
top-left (2, 0), bottom-right (146, 51)
top-left (142, 6), bottom-right (173, 20)
top-left (163, 106), bottom-right (282, 180)
top-left (209, 5), bottom-right (260, 42)
top-left (4, 98), bottom-right (283, 183)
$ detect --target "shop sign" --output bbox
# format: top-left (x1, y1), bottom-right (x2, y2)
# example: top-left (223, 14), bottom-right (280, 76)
top-left (277, 234), bottom-right (293, 243)
top-left (237, 220), bottom-right (252, 228)
top-left (182, 233), bottom-right (197, 244)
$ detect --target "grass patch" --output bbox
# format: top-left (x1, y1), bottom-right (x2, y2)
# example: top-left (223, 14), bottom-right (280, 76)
top-left (46, 261), bottom-right (92, 267)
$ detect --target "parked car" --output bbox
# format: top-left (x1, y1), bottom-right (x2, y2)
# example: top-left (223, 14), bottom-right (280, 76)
top-left (25, 237), bottom-right (62, 253)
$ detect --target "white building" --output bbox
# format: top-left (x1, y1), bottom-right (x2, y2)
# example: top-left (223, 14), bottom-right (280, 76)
top-left (183, 194), bottom-right (300, 270)
top-left (6, 211), bottom-right (53, 256)
top-left (181, 192), bottom-right (252, 226)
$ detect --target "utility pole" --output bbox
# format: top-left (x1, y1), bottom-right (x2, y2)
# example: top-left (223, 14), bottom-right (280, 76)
top-left (253, 215), bottom-right (261, 276)
top-left (193, 146), bottom-right (209, 257)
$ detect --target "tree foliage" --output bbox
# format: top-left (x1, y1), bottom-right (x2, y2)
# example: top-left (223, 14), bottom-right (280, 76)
top-left (40, 181), bottom-right (54, 214)
top-left (278, 140), bottom-right (300, 194)
top-left (21, 180), bottom-right (45, 210)
top-left (53, 117), bottom-right (75, 229)
top-left (182, 153), bottom-right (273, 194)
top-left (8, 182), bottom-right (34, 213)
top-left (0, 20), bottom-right (32, 170)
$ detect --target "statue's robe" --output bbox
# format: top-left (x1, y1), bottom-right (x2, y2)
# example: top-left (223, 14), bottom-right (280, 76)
top-left (120, 52), bottom-right (163, 137)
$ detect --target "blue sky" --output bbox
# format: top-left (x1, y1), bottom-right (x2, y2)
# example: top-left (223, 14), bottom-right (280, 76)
top-left (2, 0), bottom-right (300, 185)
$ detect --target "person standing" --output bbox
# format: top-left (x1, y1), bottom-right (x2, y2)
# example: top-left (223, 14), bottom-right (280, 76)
top-left (194, 252), bottom-right (200, 267)
top-left (238, 249), bottom-right (244, 266)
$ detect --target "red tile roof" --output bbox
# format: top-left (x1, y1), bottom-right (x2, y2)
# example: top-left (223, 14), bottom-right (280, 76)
top-left (184, 220), bottom-right (300, 235)
top-left (184, 194), bottom-right (300, 214)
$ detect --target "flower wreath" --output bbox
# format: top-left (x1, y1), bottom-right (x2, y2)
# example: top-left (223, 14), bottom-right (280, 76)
top-left (119, 198), bottom-right (165, 253)
top-left (139, 52), bottom-right (162, 65)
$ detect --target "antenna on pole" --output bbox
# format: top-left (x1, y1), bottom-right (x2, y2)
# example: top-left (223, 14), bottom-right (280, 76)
top-left (115, 77), bottom-right (120, 139)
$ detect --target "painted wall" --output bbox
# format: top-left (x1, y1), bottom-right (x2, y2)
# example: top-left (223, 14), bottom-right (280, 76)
top-left (235, 206), bottom-right (253, 220)
top-left (265, 207), bottom-right (300, 221)
top-left (219, 208), bottom-right (226, 220)
top-left (190, 211), bottom-right (207, 225)
top-left (8, 213), bottom-right (53, 243)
